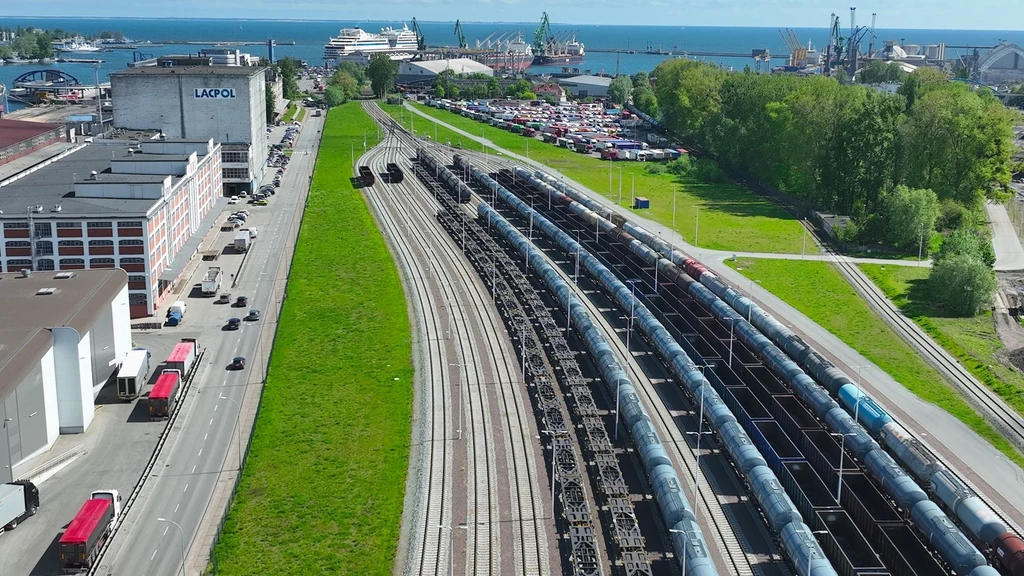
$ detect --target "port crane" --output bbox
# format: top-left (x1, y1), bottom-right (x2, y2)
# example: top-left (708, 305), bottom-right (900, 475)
top-left (533, 11), bottom-right (553, 55)
top-left (454, 20), bottom-right (467, 49)
top-left (411, 17), bottom-right (426, 51)
top-left (778, 28), bottom-right (807, 66)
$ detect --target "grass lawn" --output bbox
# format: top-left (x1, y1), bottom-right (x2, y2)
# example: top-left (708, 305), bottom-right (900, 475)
top-left (380, 102), bottom-right (466, 148)
top-left (407, 102), bottom-right (807, 254)
top-left (211, 102), bottom-right (413, 575)
top-left (282, 101), bottom-right (298, 123)
top-left (860, 263), bottom-right (1024, 420)
top-left (727, 258), bottom-right (1024, 469)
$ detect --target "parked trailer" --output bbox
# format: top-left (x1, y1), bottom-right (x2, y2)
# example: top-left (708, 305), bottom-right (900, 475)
top-left (115, 349), bottom-right (150, 401)
top-left (358, 165), bottom-right (375, 186)
top-left (234, 231), bottom-right (252, 252)
top-left (0, 481), bottom-right (39, 534)
top-left (165, 340), bottom-right (198, 376)
top-left (58, 492), bottom-right (120, 574)
top-left (201, 267), bottom-right (222, 295)
top-left (148, 371), bottom-right (180, 419)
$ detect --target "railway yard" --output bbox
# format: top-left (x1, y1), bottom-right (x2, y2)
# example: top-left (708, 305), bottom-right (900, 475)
top-left (354, 100), bottom-right (1024, 576)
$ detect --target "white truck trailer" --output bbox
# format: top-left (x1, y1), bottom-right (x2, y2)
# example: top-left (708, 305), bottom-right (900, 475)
top-left (234, 231), bottom-right (252, 252)
top-left (201, 267), bottom-right (223, 295)
top-left (116, 349), bottom-right (151, 401)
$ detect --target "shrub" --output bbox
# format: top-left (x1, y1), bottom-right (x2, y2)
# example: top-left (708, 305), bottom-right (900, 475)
top-left (929, 253), bottom-right (996, 316)
top-left (645, 163), bottom-right (667, 175)
top-left (936, 199), bottom-right (972, 231)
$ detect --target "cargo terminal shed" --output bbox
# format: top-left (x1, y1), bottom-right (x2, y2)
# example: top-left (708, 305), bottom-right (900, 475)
top-left (0, 138), bottom-right (224, 318)
top-left (0, 269), bottom-right (131, 484)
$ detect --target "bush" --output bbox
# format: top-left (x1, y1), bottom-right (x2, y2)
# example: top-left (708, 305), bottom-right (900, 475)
top-left (644, 163), bottom-right (667, 175)
top-left (929, 254), bottom-right (996, 316)
top-left (691, 158), bottom-right (729, 183)
top-left (876, 185), bottom-right (939, 249)
top-left (833, 219), bottom-right (861, 248)
top-left (936, 199), bottom-right (972, 231)
top-left (937, 227), bottom-right (996, 268)
top-left (667, 156), bottom-right (693, 176)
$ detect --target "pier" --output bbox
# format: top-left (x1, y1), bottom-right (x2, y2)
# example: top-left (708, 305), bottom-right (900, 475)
top-left (587, 47), bottom-right (788, 59)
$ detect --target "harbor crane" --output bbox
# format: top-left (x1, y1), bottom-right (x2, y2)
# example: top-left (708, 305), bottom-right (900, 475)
top-left (411, 17), bottom-right (426, 51)
top-left (454, 20), bottom-right (467, 49)
top-left (778, 28), bottom-right (807, 66)
top-left (533, 11), bottom-right (553, 55)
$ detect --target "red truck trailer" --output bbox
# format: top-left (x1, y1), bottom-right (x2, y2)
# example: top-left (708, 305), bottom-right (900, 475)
top-left (165, 340), bottom-right (197, 376)
top-left (148, 371), bottom-right (180, 420)
top-left (58, 498), bottom-right (114, 573)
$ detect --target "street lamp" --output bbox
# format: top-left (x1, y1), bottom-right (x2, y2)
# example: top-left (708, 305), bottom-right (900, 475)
top-left (157, 518), bottom-right (185, 576)
top-left (691, 366), bottom-right (707, 522)
top-left (835, 366), bottom-right (865, 504)
top-left (437, 524), bottom-right (469, 576)
top-left (668, 527), bottom-right (691, 576)
top-left (610, 362), bottom-right (624, 441)
top-left (219, 395), bottom-right (243, 470)
top-left (727, 318), bottom-right (735, 369)
top-left (540, 429), bottom-right (560, 519)
top-left (797, 528), bottom-right (830, 576)
top-left (747, 279), bottom-right (761, 323)
top-left (449, 363), bottom-right (464, 440)
top-left (694, 206), bottom-right (700, 248)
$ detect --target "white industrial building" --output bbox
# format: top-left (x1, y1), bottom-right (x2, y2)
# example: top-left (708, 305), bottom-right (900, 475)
top-left (110, 65), bottom-right (268, 195)
top-left (0, 269), bottom-right (130, 483)
top-left (398, 58), bottom-right (494, 82)
top-left (557, 75), bottom-right (613, 98)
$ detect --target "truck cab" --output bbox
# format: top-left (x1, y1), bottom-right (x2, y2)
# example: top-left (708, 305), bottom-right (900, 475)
top-left (0, 480), bottom-right (39, 533)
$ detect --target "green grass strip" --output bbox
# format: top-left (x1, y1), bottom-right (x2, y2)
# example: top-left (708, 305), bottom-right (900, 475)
top-left (211, 102), bottom-right (413, 575)
top-left (282, 101), bottom-right (298, 123)
top-left (860, 263), bottom-right (1024, 422)
top-left (727, 258), bottom-right (1024, 469)
top-left (406, 101), bottom-right (806, 254)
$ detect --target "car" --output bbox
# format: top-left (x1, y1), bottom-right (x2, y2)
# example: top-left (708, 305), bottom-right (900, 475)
top-left (218, 293), bottom-right (232, 304)
top-left (239, 191), bottom-right (248, 198)
top-left (234, 209), bottom-right (250, 216)
top-left (273, 181), bottom-right (281, 188)
top-left (254, 199), bottom-right (269, 206)
top-left (230, 356), bottom-right (246, 370)
top-left (228, 196), bottom-right (239, 204)
top-left (235, 295), bottom-right (248, 307)
top-left (246, 309), bottom-right (261, 321)
top-left (226, 318), bottom-right (241, 330)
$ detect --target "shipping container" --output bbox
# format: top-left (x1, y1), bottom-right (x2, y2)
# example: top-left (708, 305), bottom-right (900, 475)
top-left (148, 371), bottom-right (180, 420)
top-left (816, 509), bottom-right (888, 576)
top-left (358, 165), bottom-right (375, 186)
top-left (633, 197), bottom-right (649, 209)
top-left (58, 499), bottom-right (113, 573)
top-left (165, 341), bottom-right (197, 376)
top-left (875, 524), bottom-right (946, 576)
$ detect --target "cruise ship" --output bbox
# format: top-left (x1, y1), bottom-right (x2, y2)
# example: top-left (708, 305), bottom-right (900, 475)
top-left (323, 24), bottom-right (418, 65)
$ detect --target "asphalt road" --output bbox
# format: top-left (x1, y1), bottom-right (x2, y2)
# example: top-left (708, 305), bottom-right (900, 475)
top-left (103, 113), bottom-right (324, 576)
top-left (986, 201), bottom-right (1024, 271)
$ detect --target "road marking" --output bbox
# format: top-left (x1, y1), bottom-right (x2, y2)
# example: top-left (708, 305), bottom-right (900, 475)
top-left (151, 549), bottom-right (158, 560)
top-left (163, 525), bottom-right (169, 536)
top-left (204, 433), bottom-right (208, 441)
top-left (210, 419), bottom-right (214, 426)
top-left (174, 503), bottom-right (180, 513)
top-left (184, 483), bottom-right (189, 493)
top-left (192, 465), bottom-right (197, 474)
top-left (214, 404), bottom-right (218, 412)
top-left (198, 448), bottom-right (203, 457)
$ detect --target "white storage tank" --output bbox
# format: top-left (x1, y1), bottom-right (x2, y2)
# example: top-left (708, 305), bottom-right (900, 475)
top-left (902, 43), bottom-right (920, 56)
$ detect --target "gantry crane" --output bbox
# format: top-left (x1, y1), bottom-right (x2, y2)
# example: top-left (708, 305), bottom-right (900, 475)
top-left (454, 19), bottom-right (467, 49)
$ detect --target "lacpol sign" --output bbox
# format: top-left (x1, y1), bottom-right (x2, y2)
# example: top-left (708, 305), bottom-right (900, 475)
top-left (194, 88), bottom-right (236, 99)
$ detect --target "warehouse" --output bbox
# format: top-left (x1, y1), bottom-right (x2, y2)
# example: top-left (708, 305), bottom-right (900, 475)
top-left (0, 118), bottom-right (65, 168)
top-left (110, 65), bottom-right (268, 195)
top-left (398, 58), bottom-right (494, 83)
top-left (0, 138), bottom-right (223, 317)
top-left (0, 268), bottom-right (131, 483)
top-left (557, 74), bottom-right (613, 98)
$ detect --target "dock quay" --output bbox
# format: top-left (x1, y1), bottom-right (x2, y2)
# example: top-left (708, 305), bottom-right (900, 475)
top-left (587, 47), bottom-right (789, 59)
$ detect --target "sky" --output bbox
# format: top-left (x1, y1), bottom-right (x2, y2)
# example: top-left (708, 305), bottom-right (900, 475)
top-left (2, 0), bottom-right (1022, 30)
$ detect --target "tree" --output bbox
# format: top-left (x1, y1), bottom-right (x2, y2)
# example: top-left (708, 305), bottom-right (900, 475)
top-left (522, 91), bottom-right (537, 101)
top-left (874, 185), bottom-right (939, 249)
top-left (505, 79), bottom-right (532, 99)
top-left (277, 57), bottom-right (302, 99)
top-left (324, 85), bottom-right (347, 108)
top-left (265, 84), bottom-right (276, 124)
top-left (652, 59), bottom-right (725, 139)
top-left (608, 75), bottom-right (633, 106)
top-left (857, 61), bottom-right (907, 84)
top-left (329, 70), bottom-right (359, 99)
top-left (433, 84), bottom-right (445, 99)
top-left (487, 77), bottom-right (501, 98)
top-left (0, 46), bottom-right (12, 59)
top-left (366, 53), bottom-right (399, 98)
top-left (632, 71), bottom-right (650, 89)
top-left (897, 67), bottom-right (946, 112)
top-left (336, 61), bottom-right (366, 86)
top-left (930, 254), bottom-right (996, 316)
top-left (937, 227), bottom-right (996, 268)
top-left (633, 86), bottom-right (659, 118)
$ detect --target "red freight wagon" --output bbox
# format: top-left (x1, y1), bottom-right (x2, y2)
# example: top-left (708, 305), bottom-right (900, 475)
top-left (148, 371), bottom-right (180, 420)
top-left (58, 499), bottom-right (113, 573)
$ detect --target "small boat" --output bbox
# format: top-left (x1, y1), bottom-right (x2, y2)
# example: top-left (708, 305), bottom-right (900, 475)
top-left (4, 57), bottom-right (29, 64)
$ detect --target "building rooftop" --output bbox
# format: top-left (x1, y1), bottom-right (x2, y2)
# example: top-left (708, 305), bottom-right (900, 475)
top-left (0, 269), bottom-right (128, 403)
top-left (111, 65), bottom-right (264, 77)
top-left (559, 75), bottom-right (613, 87)
top-left (403, 58), bottom-right (493, 75)
top-left (0, 118), bottom-right (63, 150)
top-left (0, 143), bottom-right (206, 217)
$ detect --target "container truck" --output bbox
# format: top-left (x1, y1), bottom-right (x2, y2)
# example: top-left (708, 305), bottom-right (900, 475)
top-left (148, 371), bottom-right (180, 419)
top-left (234, 231), bottom-right (252, 252)
top-left (0, 481), bottom-right (39, 534)
top-left (201, 267), bottom-right (223, 295)
top-left (58, 490), bottom-right (121, 574)
top-left (165, 340), bottom-right (198, 376)
top-left (115, 349), bottom-right (151, 401)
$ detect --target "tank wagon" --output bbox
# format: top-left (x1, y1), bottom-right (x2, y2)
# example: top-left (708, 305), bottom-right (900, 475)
top-left (525, 169), bottom-right (1012, 576)
top-left (458, 156), bottom-right (838, 576)
top-left (415, 149), bottom-right (471, 203)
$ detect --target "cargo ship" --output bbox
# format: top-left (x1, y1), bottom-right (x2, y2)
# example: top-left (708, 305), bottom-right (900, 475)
top-left (323, 24), bottom-right (418, 65)
top-left (533, 36), bottom-right (585, 65)
top-left (467, 32), bottom-right (533, 73)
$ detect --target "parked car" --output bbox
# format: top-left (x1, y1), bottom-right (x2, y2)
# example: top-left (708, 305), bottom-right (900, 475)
top-left (254, 199), bottom-right (269, 206)
top-left (228, 196), bottom-right (239, 204)
top-left (226, 318), bottom-right (241, 330)
top-left (230, 356), bottom-right (246, 370)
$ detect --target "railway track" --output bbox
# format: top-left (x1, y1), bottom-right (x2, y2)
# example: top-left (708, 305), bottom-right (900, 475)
top-left (361, 106), bottom-right (550, 576)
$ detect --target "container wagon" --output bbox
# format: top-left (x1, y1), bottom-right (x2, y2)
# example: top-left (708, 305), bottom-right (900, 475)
top-left (384, 162), bottom-right (404, 184)
top-left (115, 348), bottom-right (150, 401)
top-left (148, 371), bottom-right (180, 420)
top-left (358, 165), bottom-right (375, 186)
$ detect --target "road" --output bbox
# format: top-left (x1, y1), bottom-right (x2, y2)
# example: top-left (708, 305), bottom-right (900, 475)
top-left (99, 112), bottom-right (324, 576)
top-left (402, 103), bottom-right (1024, 529)
top-left (986, 201), bottom-right (1024, 271)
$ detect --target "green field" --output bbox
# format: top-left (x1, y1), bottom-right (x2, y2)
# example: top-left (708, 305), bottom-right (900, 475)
top-left (727, 258), bottom-right (1024, 469)
top-left (211, 102), bottom-right (413, 574)
top-left (860, 263), bottom-right (1024, 420)
top-left (282, 101), bottom-right (298, 123)
top-left (406, 102), bottom-right (807, 254)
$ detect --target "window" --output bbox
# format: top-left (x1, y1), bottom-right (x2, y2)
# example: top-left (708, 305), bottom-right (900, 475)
top-left (87, 221), bottom-right (112, 228)
top-left (34, 223), bottom-right (52, 237)
top-left (37, 259), bottom-right (54, 271)
top-left (3, 222), bottom-right (28, 229)
top-left (58, 240), bottom-right (84, 247)
top-left (222, 151), bottom-right (248, 163)
top-left (128, 275), bottom-right (146, 283)
top-left (128, 293), bottom-right (148, 305)
top-left (7, 259), bottom-right (32, 267)
top-left (119, 239), bottom-right (144, 246)
top-left (222, 167), bottom-right (249, 180)
top-left (36, 241), bottom-right (53, 255)
top-left (5, 241), bottom-right (30, 248)
top-left (119, 257), bottom-right (145, 264)
top-left (118, 221), bottom-right (143, 228)
top-left (59, 258), bottom-right (84, 265)
top-left (56, 221), bottom-right (80, 228)
top-left (89, 239), bottom-right (114, 246)
top-left (90, 258), bottom-right (115, 265)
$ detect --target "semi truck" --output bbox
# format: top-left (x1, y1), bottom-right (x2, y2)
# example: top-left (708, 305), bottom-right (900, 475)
top-left (0, 481), bottom-right (39, 535)
top-left (115, 348), bottom-right (151, 401)
top-left (234, 231), bottom-right (252, 252)
top-left (58, 490), bottom-right (121, 574)
top-left (165, 339), bottom-right (198, 376)
top-left (201, 267), bottom-right (223, 295)
top-left (148, 371), bottom-right (180, 419)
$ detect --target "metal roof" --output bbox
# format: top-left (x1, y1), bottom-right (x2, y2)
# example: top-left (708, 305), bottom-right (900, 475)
top-left (111, 65), bottom-right (265, 77)
top-left (559, 75), bottom-right (614, 87)
top-left (0, 118), bottom-right (62, 151)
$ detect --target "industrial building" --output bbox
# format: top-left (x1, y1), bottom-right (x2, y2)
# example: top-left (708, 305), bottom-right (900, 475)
top-left (110, 65), bottom-right (268, 195)
top-left (0, 118), bottom-right (65, 168)
top-left (556, 74), bottom-right (612, 98)
top-left (0, 138), bottom-right (223, 318)
top-left (0, 268), bottom-right (131, 483)
top-left (398, 58), bottom-right (494, 82)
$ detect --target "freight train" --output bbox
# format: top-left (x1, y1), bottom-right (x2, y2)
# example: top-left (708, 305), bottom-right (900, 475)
top-left (452, 153), bottom-right (839, 576)
top-left (522, 167), bottom-right (1019, 576)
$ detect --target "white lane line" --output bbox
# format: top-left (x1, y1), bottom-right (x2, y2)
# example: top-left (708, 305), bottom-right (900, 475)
top-left (191, 465), bottom-right (197, 474)
top-left (183, 483), bottom-right (189, 493)
top-left (209, 418), bottom-right (214, 426)
top-left (204, 433), bottom-right (208, 441)
top-left (174, 503), bottom-right (180, 513)
top-left (198, 448), bottom-right (203, 457)
top-left (151, 549), bottom-right (158, 561)
top-left (163, 525), bottom-right (169, 536)
top-left (214, 404), bottom-right (218, 412)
